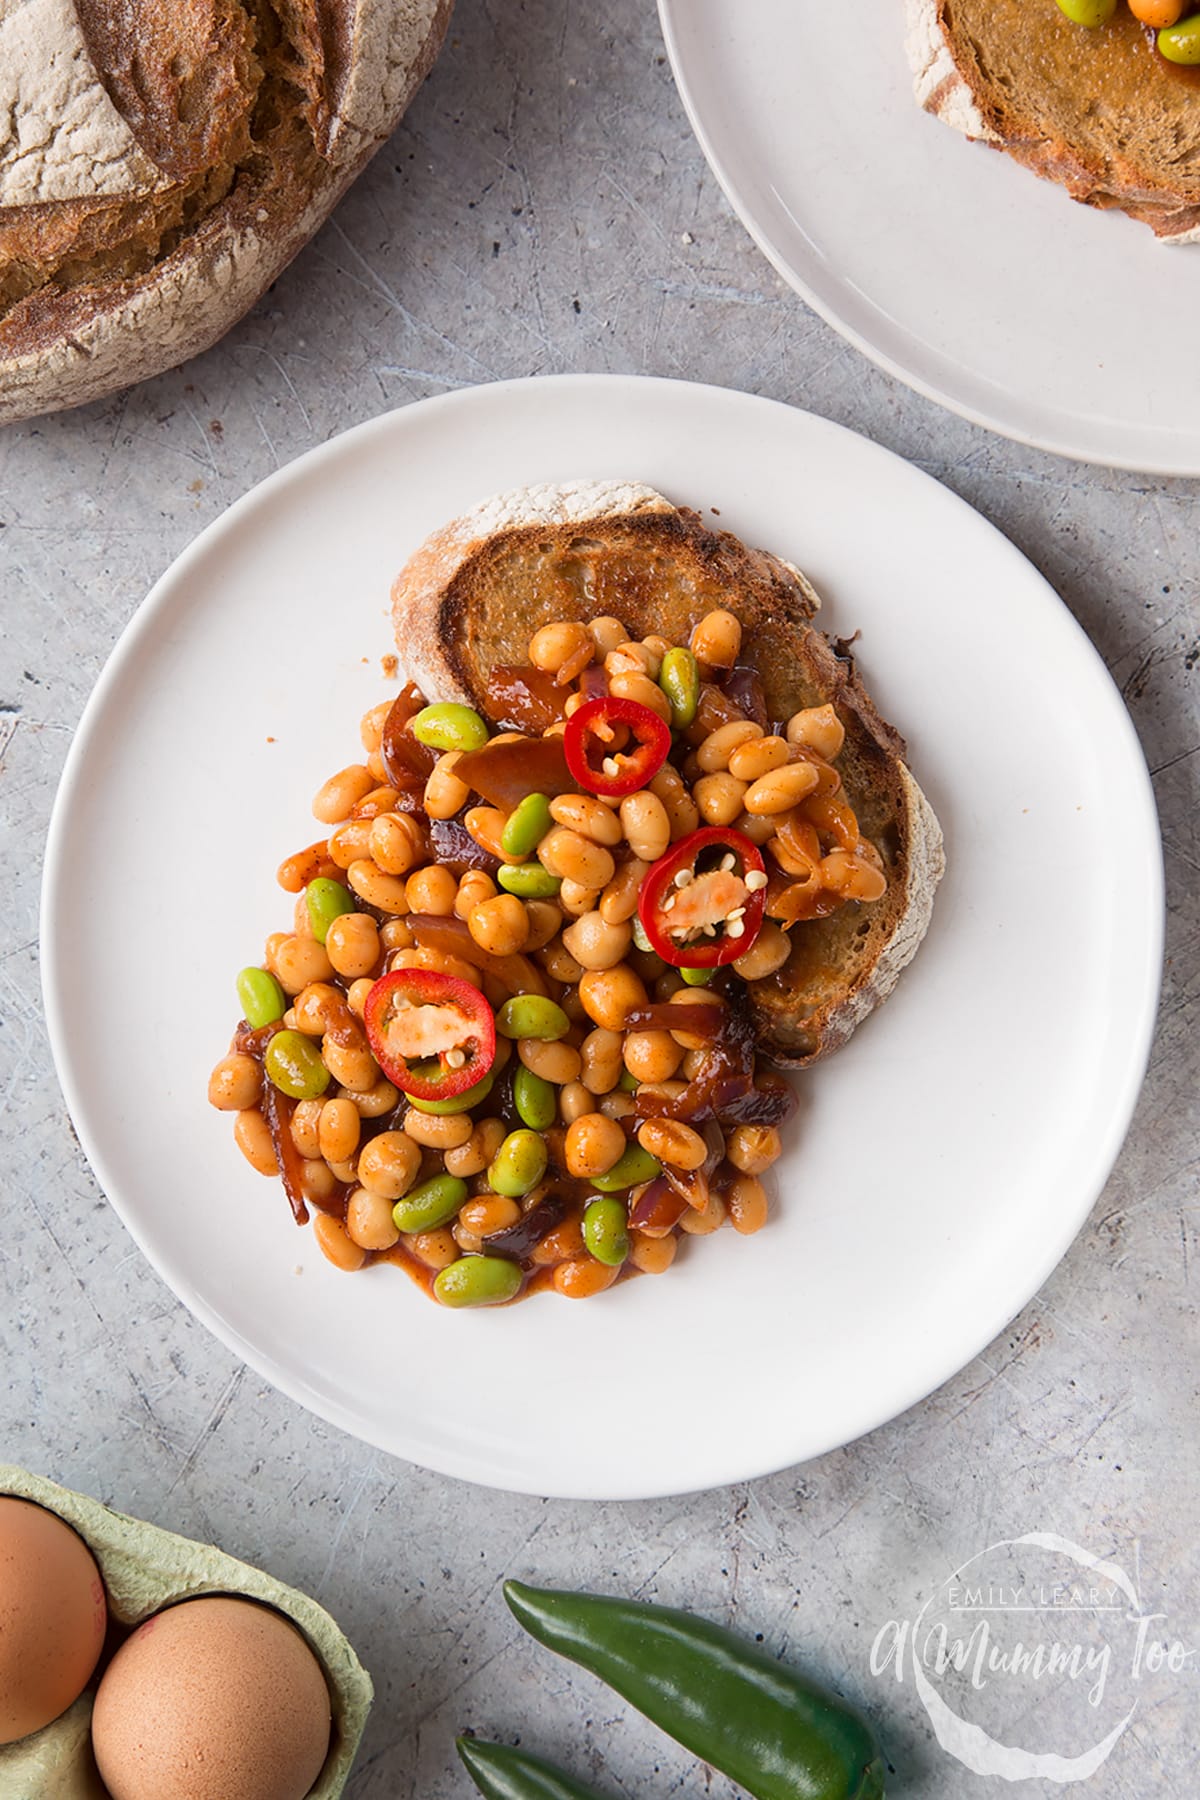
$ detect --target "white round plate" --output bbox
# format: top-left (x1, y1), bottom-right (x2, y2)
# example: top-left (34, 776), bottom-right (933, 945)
top-left (42, 376), bottom-right (1162, 1498)
top-left (659, 0), bottom-right (1200, 473)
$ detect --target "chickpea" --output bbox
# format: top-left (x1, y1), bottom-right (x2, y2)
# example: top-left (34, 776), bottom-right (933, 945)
top-left (696, 720), bottom-right (762, 774)
top-left (454, 869), bottom-right (498, 920)
top-left (380, 917), bottom-right (414, 952)
top-left (726, 1173), bottom-right (769, 1235)
top-left (318, 1097), bottom-right (361, 1164)
top-left (325, 912), bottom-right (381, 980)
top-left (404, 1226), bottom-right (460, 1270)
top-left (691, 607), bottom-right (741, 670)
top-left (468, 894), bottom-right (529, 956)
top-left (459, 1195), bottom-right (522, 1237)
top-left (233, 1108), bottom-right (277, 1174)
top-left (538, 940), bottom-right (586, 985)
top-left (345, 1187), bottom-right (400, 1252)
top-left (586, 616), bottom-right (628, 657)
top-left (726, 1124), bottom-right (783, 1175)
top-left (312, 1213), bottom-right (368, 1272)
top-left (530, 620), bottom-right (593, 675)
top-left (554, 1258), bottom-right (620, 1299)
top-left (347, 859), bottom-right (410, 915)
top-left (786, 703), bottom-right (845, 761)
top-left (274, 934), bottom-right (335, 995)
top-left (549, 793), bottom-right (623, 846)
top-left (290, 1098), bottom-right (325, 1158)
top-left (402, 864), bottom-right (456, 916)
top-left (208, 1053), bottom-right (262, 1111)
top-left (623, 1030), bottom-right (684, 1085)
top-left (732, 921), bottom-right (792, 981)
top-left (628, 1231), bottom-right (678, 1275)
top-left (562, 911), bottom-right (632, 971)
top-left (558, 879), bottom-right (603, 919)
top-left (370, 812), bottom-right (425, 876)
top-left (357, 1131), bottom-right (422, 1199)
top-left (619, 790), bottom-right (671, 863)
top-left (578, 965), bottom-right (648, 1033)
top-left (423, 751), bottom-right (471, 820)
top-left (518, 1037), bottom-right (582, 1084)
top-left (313, 763), bottom-right (375, 825)
top-left (564, 1113), bottom-right (628, 1179)
top-left (390, 946), bottom-right (481, 987)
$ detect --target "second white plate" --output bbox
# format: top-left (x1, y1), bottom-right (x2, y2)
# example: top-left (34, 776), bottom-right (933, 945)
top-left (660, 0), bottom-right (1200, 472)
top-left (42, 376), bottom-right (1162, 1498)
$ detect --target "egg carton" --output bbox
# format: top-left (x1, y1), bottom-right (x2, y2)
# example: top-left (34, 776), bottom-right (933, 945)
top-left (0, 1465), bottom-right (373, 1800)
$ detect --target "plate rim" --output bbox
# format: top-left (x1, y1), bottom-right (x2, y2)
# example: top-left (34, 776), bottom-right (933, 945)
top-left (39, 373), bottom-right (1166, 1498)
top-left (657, 0), bottom-right (1200, 477)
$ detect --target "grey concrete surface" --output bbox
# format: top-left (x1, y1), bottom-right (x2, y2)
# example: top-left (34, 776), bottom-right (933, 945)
top-left (1, 3), bottom-right (1197, 1796)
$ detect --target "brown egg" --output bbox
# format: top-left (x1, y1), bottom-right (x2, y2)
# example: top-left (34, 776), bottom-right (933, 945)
top-left (91, 1594), bottom-right (332, 1800)
top-left (0, 1496), bottom-right (107, 1743)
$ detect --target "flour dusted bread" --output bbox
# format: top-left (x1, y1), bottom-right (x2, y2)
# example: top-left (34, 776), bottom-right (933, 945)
top-left (906, 0), bottom-right (1200, 241)
top-left (390, 482), bottom-right (944, 1068)
top-left (0, 0), bottom-right (453, 423)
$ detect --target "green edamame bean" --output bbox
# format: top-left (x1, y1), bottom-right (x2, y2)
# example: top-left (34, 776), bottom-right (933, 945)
top-left (497, 862), bottom-right (563, 899)
top-left (305, 876), bottom-right (355, 944)
top-left (583, 1196), bottom-right (630, 1268)
top-left (434, 1255), bottom-right (523, 1308)
top-left (411, 702), bottom-right (490, 753)
top-left (1054, 0), bottom-right (1116, 23)
top-left (406, 1068), bottom-right (496, 1115)
top-left (496, 994), bottom-right (571, 1040)
top-left (592, 1143), bottom-right (661, 1192)
top-left (264, 1029), bottom-right (330, 1100)
top-left (658, 646), bottom-right (700, 730)
top-left (489, 1129), bottom-right (548, 1197)
top-left (1159, 15), bottom-right (1200, 62)
top-left (618, 1068), bottom-right (639, 1093)
top-left (513, 1065), bottom-right (557, 1130)
top-left (236, 966), bottom-right (287, 1028)
top-left (391, 1173), bottom-right (468, 1234)
top-left (501, 792), bottom-right (553, 861)
top-left (680, 966), bottom-right (713, 987)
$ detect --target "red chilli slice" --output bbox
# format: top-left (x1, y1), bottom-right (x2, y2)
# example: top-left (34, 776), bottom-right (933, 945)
top-left (563, 696), bottom-right (672, 798)
top-left (363, 968), bottom-right (496, 1100)
top-left (638, 826), bottom-right (767, 969)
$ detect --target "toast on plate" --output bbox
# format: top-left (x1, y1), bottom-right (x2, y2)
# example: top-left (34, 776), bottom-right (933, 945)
top-left (390, 481), bottom-right (944, 1068)
top-left (906, 0), bottom-right (1200, 241)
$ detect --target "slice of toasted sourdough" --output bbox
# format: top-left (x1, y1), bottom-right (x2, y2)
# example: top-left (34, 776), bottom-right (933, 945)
top-left (906, 0), bottom-right (1200, 242)
top-left (391, 481), bottom-right (944, 1068)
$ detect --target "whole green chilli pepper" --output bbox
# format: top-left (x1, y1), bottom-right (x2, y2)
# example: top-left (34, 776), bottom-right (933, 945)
top-left (457, 1737), bottom-right (613, 1800)
top-left (504, 1581), bottom-right (886, 1800)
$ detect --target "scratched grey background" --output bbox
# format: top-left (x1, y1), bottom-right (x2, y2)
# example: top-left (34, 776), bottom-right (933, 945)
top-left (1, 3), bottom-right (1197, 1795)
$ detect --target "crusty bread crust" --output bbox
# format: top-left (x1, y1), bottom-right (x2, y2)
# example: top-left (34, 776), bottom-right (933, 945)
top-left (0, 0), bottom-right (453, 422)
top-left (391, 482), bottom-right (945, 1068)
top-left (905, 0), bottom-right (1200, 243)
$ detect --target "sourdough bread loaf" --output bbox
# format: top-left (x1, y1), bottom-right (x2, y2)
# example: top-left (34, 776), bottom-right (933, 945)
top-left (906, 0), bottom-right (1200, 241)
top-left (390, 481), bottom-right (945, 1068)
top-left (0, 0), bottom-right (453, 422)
